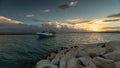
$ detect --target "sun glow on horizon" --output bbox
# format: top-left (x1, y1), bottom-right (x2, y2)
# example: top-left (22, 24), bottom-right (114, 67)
top-left (85, 26), bottom-right (104, 32)
top-left (72, 21), bottom-right (105, 32)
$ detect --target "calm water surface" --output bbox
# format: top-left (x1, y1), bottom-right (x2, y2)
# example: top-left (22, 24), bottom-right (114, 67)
top-left (0, 33), bottom-right (120, 68)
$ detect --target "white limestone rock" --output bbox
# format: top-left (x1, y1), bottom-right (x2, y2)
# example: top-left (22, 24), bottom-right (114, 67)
top-left (85, 62), bottom-right (98, 68)
top-left (59, 59), bottom-right (66, 68)
top-left (77, 45), bottom-right (87, 50)
top-left (78, 56), bottom-right (92, 66)
top-left (76, 45), bottom-right (93, 57)
top-left (79, 56), bottom-right (98, 68)
top-left (103, 50), bottom-right (120, 61)
top-left (62, 48), bottom-right (77, 61)
top-left (115, 61), bottom-right (120, 68)
top-left (77, 64), bottom-right (85, 68)
top-left (58, 48), bottom-right (77, 68)
top-left (85, 46), bottom-right (106, 57)
top-left (93, 57), bottom-right (115, 68)
top-left (36, 60), bottom-right (58, 68)
top-left (36, 60), bottom-right (50, 67)
top-left (96, 43), bottom-right (106, 48)
top-left (66, 58), bottom-right (78, 68)
top-left (47, 53), bottom-right (56, 60)
top-left (76, 48), bottom-right (88, 57)
top-left (51, 49), bottom-right (66, 64)
top-left (36, 64), bottom-right (58, 68)
top-left (105, 41), bottom-right (120, 52)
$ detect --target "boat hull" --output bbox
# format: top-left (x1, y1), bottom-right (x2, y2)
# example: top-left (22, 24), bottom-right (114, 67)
top-left (37, 33), bottom-right (55, 38)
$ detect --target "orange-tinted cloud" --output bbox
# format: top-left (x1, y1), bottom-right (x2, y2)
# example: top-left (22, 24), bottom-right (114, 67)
top-left (66, 19), bottom-right (93, 25)
top-left (102, 27), bottom-right (120, 31)
top-left (103, 18), bottom-right (120, 22)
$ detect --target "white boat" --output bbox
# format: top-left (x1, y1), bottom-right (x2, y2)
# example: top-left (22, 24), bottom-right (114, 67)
top-left (36, 32), bottom-right (55, 38)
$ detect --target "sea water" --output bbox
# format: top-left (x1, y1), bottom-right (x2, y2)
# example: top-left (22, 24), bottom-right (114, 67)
top-left (0, 33), bottom-right (120, 68)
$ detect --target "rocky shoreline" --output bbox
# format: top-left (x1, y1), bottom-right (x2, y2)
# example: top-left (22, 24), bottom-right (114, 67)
top-left (35, 41), bottom-right (120, 68)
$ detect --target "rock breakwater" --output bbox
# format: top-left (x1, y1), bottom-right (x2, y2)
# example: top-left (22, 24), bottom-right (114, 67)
top-left (35, 41), bottom-right (120, 68)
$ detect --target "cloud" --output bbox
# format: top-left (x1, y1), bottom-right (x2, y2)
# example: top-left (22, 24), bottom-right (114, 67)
top-left (68, 1), bottom-right (78, 7)
top-left (0, 16), bottom-right (22, 24)
top-left (103, 27), bottom-right (120, 29)
top-left (26, 14), bottom-right (34, 17)
top-left (66, 18), bottom-right (120, 25)
top-left (103, 18), bottom-right (120, 22)
top-left (39, 18), bottom-right (120, 32)
top-left (40, 21), bottom-right (83, 32)
top-left (102, 27), bottom-right (120, 31)
top-left (59, 0), bottom-right (78, 10)
top-left (41, 9), bottom-right (50, 13)
top-left (0, 16), bottom-right (43, 32)
top-left (107, 13), bottom-right (120, 17)
top-left (66, 19), bottom-right (83, 24)
top-left (66, 19), bottom-right (93, 25)
top-left (59, 4), bottom-right (69, 10)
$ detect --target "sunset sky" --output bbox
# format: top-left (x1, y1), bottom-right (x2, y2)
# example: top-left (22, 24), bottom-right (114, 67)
top-left (0, 0), bottom-right (120, 32)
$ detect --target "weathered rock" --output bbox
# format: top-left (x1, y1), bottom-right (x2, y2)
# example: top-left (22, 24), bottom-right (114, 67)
top-left (97, 43), bottom-right (106, 48)
top-left (86, 62), bottom-right (98, 68)
top-left (105, 41), bottom-right (120, 52)
top-left (62, 48), bottom-right (77, 61)
top-left (36, 64), bottom-right (58, 68)
top-left (77, 45), bottom-right (87, 50)
top-left (47, 53), bottom-right (56, 60)
top-left (115, 61), bottom-right (120, 68)
top-left (76, 50), bottom-right (88, 57)
top-left (59, 59), bottom-right (66, 68)
top-left (104, 50), bottom-right (120, 61)
top-left (85, 47), bottom-right (106, 57)
top-left (35, 41), bottom-right (120, 68)
top-left (76, 46), bottom-right (88, 57)
top-left (36, 60), bottom-right (58, 68)
top-left (93, 57), bottom-right (115, 68)
top-left (77, 64), bottom-right (85, 68)
top-left (36, 60), bottom-right (50, 67)
top-left (85, 66), bottom-right (91, 68)
top-left (78, 56), bottom-right (92, 66)
top-left (79, 56), bottom-right (98, 68)
top-left (58, 48), bottom-right (77, 68)
top-left (66, 58), bottom-right (78, 68)
top-left (51, 49), bottom-right (66, 64)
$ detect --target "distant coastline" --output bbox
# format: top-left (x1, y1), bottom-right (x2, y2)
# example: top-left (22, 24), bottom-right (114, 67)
top-left (0, 31), bottom-right (119, 35)
top-left (67, 31), bottom-right (120, 33)
top-left (0, 32), bottom-right (36, 35)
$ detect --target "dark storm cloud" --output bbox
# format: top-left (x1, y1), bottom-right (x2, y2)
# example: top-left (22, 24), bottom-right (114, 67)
top-left (59, 0), bottom-right (78, 10)
top-left (107, 13), bottom-right (120, 17)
